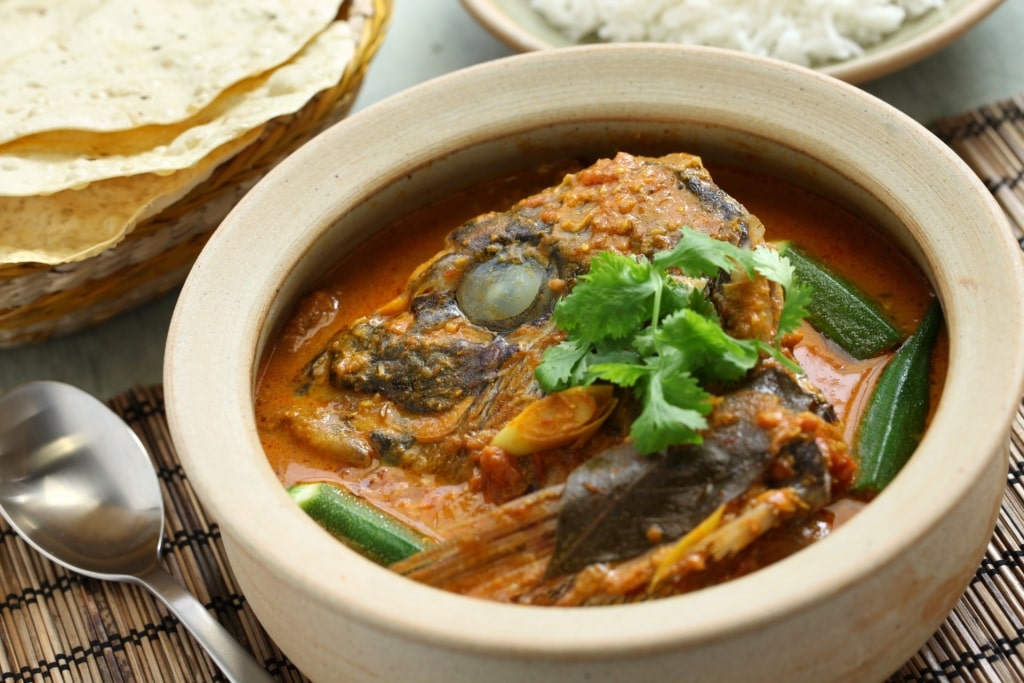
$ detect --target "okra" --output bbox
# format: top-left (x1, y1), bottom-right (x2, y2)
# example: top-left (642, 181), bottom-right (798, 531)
top-left (776, 241), bottom-right (903, 359)
top-left (288, 481), bottom-right (430, 565)
top-left (852, 301), bottom-right (942, 493)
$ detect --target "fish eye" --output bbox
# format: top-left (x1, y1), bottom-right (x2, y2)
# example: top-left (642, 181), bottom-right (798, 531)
top-left (456, 257), bottom-right (556, 332)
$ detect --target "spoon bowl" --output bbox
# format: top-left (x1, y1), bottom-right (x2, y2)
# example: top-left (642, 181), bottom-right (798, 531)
top-left (0, 381), bottom-right (274, 683)
top-left (0, 381), bottom-right (162, 578)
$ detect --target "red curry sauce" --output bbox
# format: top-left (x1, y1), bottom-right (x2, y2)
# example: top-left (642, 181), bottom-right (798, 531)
top-left (254, 159), bottom-right (944, 539)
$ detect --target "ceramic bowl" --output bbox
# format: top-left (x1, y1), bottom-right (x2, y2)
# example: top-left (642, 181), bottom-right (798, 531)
top-left (458, 0), bottom-right (1005, 84)
top-left (164, 45), bottom-right (1024, 683)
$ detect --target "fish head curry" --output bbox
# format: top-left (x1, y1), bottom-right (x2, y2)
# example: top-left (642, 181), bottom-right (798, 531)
top-left (255, 151), bottom-right (943, 605)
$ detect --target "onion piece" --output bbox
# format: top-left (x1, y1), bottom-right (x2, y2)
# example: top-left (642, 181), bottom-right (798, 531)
top-left (490, 385), bottom-right (617, 456)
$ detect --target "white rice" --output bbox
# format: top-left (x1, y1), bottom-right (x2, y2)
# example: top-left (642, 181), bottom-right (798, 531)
top-left (529, 0), bottom-right (946, 67)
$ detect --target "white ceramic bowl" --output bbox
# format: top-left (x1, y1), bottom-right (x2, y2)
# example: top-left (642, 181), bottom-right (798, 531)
top-left (459, 0), bottom-right (1005, 84)
top-left (165, 45), bottom-right (1024, 683)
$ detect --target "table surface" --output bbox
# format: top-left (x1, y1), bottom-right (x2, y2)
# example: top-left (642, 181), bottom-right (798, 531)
top-left (3, 0), bottom-right (1023, 400)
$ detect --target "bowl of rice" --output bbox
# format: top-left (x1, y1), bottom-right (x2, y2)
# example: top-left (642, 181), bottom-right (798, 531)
top-left (460, 0), bottom-right (1004, 83)
top-left (166, 43), bottom-right (1024, 683)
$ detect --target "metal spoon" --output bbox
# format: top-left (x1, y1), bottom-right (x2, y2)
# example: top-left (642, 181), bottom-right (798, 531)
top-left (0, 381), bottom-right (275, 683)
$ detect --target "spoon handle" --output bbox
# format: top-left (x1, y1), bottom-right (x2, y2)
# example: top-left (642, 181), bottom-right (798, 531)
top-left (138, 564), bottom-right (278, 683)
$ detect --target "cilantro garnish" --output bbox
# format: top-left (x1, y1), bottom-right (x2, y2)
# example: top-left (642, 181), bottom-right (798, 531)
top-left (534, 227), bottom-right (811, 454)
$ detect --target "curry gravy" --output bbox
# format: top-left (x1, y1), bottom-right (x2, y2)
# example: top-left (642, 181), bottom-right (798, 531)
top-left (255, 159), bottom-right (944, 536)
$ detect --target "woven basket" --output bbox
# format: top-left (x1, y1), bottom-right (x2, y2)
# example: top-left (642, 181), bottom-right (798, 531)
top-left (0, 0), bottom-right (391, 348)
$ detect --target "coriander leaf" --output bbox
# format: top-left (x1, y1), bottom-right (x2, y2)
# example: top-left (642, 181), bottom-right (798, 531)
top-left (776, 279), bottom-right (812, 339)
top-left (630, 373), bottom-right (709, 453)
top-left (656, 367), bottom-right (715, 419)
top-left (588, 346), bottom-right (645, 365)
top-left (532, 222), bottom-right (810, 457)
top-left (750, 245), bottom-right (796, 286)
top-left (630, 325), bottom-right (658, 358)
top-left (535, 338), bottom-right (591, 392)
top-left (553, 251), bottom-right (658, 341)
top-left (657, 309), bottom-right (760, 383)
top-left (752, 246), bottom-right (812, 338)
top-left (681, 282), bottom-right (718, 320)
top-left (587, 359), bottom-right (649, 389)
top-left (657, 276), bottom-right (703, 319)
top-left (654, 227), bottom-right (754, 279)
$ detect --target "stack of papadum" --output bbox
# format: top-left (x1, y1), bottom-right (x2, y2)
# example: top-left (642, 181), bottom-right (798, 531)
top-left (0, 0), bottom-right (358, 266)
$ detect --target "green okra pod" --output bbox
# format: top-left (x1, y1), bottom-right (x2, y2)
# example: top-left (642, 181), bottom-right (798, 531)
top-left (853, 300), bottom-right (942, 493)
top-left (776, 241), bottom-right (903, 359)
top-left (289, 481), bottom-right (430, 565)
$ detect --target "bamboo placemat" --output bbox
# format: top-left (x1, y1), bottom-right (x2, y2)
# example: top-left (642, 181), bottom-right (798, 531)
top-left (931, 95), bottom-right (1024, 248)
top-left (3, 99), bottom-right (1024, 682)
top-left (0, 387), bottom-right (310, 683)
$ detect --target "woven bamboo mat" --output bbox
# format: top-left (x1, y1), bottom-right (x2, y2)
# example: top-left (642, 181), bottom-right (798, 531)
top-left (3, 99), bottom-right (1024, 682)
top-left (0, 387), bottom-right (310, 683)
top-left (931, 95), bottom-right (1024, 248)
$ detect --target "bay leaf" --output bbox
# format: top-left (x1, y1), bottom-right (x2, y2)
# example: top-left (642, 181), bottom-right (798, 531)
top-left (546, 367), bottom-right (828, 577)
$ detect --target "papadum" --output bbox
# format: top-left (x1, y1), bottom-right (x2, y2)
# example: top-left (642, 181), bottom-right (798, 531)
top-left (0, 1), bottom-right (358, 267)
top-left (0, 21), bottom-right (356, 196)
top-left (0, 127), bottom-right (263, 266)
top-left (0, 0), bottom-right (342, 143)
